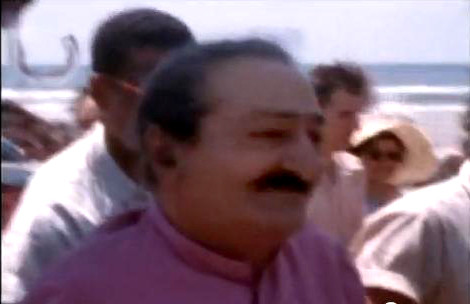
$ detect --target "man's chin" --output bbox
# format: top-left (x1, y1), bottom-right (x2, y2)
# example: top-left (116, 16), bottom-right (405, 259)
top-left (263, 211), bottom-right (309, 239)
top-left (260, 191), bottom-right (312, 206)
top-left (255, 193), bottom-right (310, 226)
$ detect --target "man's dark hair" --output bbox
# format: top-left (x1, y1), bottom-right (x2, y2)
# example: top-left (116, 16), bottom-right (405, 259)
top-left (309, 62), bottom-right (370, 108)
top-left (139, 38), bottom-right (293, 143)
top-left (91, 8), bottom-right (194, 77)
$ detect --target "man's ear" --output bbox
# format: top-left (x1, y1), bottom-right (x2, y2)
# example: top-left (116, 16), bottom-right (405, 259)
top-left (89, 75), bottom-right (110, 110)
top-left (142, 125), bottom-right (178, 171)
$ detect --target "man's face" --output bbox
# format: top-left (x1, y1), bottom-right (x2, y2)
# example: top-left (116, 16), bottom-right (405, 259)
top-left (94, 47), bottom-right (164, 152)
top-left (322, 89), bottom-right (369, 152)
top-left (159, 58), bottom-right (323, 240)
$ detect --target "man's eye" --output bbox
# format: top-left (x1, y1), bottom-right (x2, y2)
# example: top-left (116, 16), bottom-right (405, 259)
top-left (250, 130), bottom-right (290, 139)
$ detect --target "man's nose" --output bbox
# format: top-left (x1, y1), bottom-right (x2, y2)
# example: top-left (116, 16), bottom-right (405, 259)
top-left (281, 131), bottom-right (324, 182)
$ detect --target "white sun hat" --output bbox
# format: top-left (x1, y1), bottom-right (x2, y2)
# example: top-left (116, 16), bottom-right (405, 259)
top-left (350, 114), bottom-right (438, 186)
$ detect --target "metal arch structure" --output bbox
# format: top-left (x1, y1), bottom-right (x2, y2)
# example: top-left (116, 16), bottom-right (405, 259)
top-left (2, 0), bottom-right (80, 85)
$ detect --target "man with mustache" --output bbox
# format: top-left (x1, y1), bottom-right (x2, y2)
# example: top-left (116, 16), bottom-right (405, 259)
top-left (22, 39), bottom-right (364, 304)
top-left (2, 8), bottom-right (194, 304)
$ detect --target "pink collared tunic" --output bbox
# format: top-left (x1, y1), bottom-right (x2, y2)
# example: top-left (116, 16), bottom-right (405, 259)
top-left (22, 203), bottom-right (364, 304)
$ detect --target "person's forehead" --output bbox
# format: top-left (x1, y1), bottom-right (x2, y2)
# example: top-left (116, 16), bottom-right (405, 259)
top-left (123, 47), bottom-right (167, 82)
top-left (329, 88), bottom-right (368, 111)
top-left (204, 57), bottom-right (320, 116)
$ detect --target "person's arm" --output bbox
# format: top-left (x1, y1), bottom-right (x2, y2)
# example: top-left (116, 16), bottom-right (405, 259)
top-left (2, 184), bottom-right (89, 304)
top-left (351, 199), bottom-right (443, 304)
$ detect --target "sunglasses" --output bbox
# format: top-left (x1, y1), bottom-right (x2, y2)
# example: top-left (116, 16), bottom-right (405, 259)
top-left (94, 73), bottom-right (144, 96)
top-left (367, 149), bottom-right (404, 163)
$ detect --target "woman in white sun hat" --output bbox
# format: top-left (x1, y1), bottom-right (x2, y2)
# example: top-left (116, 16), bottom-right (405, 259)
top-left (350, 114), bottom-right (438, 214)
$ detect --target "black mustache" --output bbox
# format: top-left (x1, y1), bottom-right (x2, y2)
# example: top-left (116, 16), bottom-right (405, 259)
top-left (251, 170), bottom-right (312, 194)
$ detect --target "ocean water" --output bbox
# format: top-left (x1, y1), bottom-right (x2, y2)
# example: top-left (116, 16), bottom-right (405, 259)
top-left (3, 64), bottom-right (469, 90)
top-left (2, 64), bottom-right (469, 150)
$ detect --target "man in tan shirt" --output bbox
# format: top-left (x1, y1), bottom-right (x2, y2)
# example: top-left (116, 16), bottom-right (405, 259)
top-left (352, 104), bottom-right (470, 304)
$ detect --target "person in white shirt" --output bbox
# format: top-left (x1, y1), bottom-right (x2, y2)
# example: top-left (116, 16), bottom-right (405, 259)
top-left (351, 104), bottom-right (470, 304)
top-left (307, 62), bottom-right (371, 245)
top-left (1, 8), bottom-right (194, 304)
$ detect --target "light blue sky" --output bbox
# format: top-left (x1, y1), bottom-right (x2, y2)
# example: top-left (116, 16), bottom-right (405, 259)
top-left (2, 0), bottom-right (469, 65)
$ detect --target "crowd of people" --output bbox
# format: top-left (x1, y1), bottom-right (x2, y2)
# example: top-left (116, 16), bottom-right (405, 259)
top-left (1, 7), bottom-right (469, 304)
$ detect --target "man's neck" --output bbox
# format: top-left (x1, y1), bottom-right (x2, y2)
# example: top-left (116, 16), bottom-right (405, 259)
top-left (157, 188), bottom-right (284, 271)
top-left (104, 132), bottom-right (141, 183)
top-left (322, 138), bottom-right (342, 161)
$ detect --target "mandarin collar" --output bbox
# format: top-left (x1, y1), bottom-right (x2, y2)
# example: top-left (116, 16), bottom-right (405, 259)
top-left (147, 203), bottom-right (255, 284)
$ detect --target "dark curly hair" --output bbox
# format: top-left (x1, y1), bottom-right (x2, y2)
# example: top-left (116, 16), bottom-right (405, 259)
top-left (309, 62), bottom-right (370, 108)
